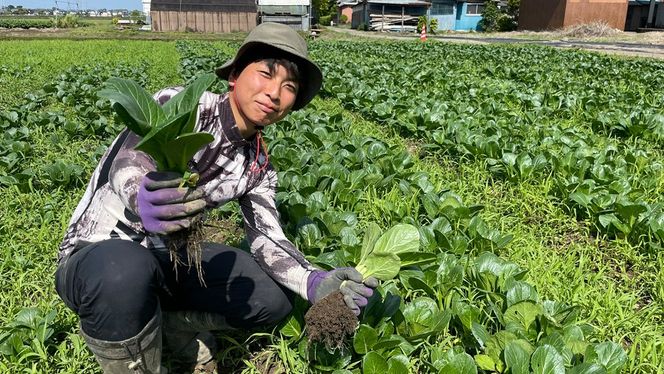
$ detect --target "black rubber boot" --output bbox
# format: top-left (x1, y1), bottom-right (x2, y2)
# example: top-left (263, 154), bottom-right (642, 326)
top-left (80, 310), bottom-right (166, 374)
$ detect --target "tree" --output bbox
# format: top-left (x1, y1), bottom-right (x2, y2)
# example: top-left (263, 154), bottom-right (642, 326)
top-left (479, 0), bottom-right (500, 32)
top-left (312, 0), bottom-right (337, 24)
top-left (480, 0), bottom-right (519, 32)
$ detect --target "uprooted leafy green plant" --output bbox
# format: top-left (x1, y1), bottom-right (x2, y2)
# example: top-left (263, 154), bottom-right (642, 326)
top-left (97, 73), bottom-right (216, 187)
top-left (305, 223), bottom-right (421, 350)
top-left (97, 73), bottom-right (217, 281)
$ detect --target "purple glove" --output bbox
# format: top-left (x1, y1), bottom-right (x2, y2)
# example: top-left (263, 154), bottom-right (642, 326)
top-left (137, 171), bottom-right (206, 235)
top-left (307, 268), bottom-right (379, 315)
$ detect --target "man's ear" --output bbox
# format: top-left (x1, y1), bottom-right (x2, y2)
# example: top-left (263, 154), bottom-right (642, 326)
top-left (228, 70), bottom-right (237, 89)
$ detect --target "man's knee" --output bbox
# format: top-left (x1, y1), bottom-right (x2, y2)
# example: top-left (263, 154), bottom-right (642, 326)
top-left (57, 240), bottom-right (162, 315)
top-left (255, 285), bottom-right (293, 326)
top-left (81, 241), bottom-right (159, 298)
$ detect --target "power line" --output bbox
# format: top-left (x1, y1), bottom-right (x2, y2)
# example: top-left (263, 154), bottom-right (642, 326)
top-left (55, 0), bottom-right (79, 11)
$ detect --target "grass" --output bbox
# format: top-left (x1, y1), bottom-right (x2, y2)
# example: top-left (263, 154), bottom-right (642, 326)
top-left (0, 39), bottom-right (181, 108)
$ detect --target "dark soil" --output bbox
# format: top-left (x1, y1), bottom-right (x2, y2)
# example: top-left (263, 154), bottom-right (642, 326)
top-left (304, 291), bottom-right (358, 350)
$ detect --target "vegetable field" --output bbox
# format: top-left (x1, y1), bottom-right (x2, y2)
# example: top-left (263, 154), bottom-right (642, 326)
top-left (1, 38), bottom-right (663, 373)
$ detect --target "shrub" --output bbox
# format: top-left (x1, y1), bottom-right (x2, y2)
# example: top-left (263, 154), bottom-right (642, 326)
top-left (417, 16), bottom-right (426, 32)
top-left (54, 14), bottom-right (83, 28)
top-left (429, 18), bottom-right (438, 34)
top-left (319, 15), bottom-right (332, 26)
top-left (497, 14), bottom-right (517, 31)
top-left (0, 18), bottom-right (53, 29)
top-left (340, 14), bottom-right (348, 24)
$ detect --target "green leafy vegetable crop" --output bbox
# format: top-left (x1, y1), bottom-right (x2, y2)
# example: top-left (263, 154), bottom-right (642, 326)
top-left (356, 222), bottom-right (421, 281)
top-left (98, 73), bottom-right (216, 186)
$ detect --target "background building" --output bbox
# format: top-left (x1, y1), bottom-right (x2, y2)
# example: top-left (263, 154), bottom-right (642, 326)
top-left (149, 0), bottom-right (257, 32)
top-left (518, 0), bottom-right (629, 31)
top-left (258, 0), bottom-right (311, 30)
top-left (625, 0), bottom-right (663, 30)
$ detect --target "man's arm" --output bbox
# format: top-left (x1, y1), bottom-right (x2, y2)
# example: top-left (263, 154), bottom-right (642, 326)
top-left (238, 168), bottom-right (317, 300)
top-left (108, 131), bottom-right (156, 215)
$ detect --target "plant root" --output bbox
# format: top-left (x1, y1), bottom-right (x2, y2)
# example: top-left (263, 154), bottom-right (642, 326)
top-left (304, 291), bottom-right (358, 350)
top-left (169, 219), bottom-right (206, 286)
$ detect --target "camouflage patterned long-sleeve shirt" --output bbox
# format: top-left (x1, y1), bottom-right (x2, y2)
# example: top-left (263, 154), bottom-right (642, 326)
top-left (59, 89), bottom-right (317, 300)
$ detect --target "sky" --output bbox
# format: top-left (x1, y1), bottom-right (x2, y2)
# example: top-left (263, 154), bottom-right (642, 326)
top-left (1, 0), bottom-right (142, 10)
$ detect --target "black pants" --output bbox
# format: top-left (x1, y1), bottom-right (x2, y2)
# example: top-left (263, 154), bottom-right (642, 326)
top-left (55, 239), bottom-right (293, 341)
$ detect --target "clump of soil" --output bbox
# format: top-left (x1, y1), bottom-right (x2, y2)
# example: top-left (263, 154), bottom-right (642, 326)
top-left (305, 291), bottom-right (358, 350)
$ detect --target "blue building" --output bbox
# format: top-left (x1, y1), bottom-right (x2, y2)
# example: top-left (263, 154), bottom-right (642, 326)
top-left (428, 0), bottom-right (485, 31)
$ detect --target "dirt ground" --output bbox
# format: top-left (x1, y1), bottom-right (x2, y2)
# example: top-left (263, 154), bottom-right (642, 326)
top-left (2, 25), bottom-right (664, 59)
top-left (324, 26), bottom-right (664, 60)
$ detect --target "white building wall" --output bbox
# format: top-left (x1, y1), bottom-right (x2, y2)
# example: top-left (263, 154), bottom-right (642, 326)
top-left (143, 0), bottom-right (151, 25)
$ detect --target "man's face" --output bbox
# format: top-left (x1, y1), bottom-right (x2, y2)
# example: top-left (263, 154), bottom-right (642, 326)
top-left (229, 60), bottom-right (299, 129)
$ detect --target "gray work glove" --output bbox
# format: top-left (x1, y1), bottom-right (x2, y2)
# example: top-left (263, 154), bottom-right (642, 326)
top-left (137, 171), bottom-right (206, 235)
top-left (307, 267), bottom-right (379, 316)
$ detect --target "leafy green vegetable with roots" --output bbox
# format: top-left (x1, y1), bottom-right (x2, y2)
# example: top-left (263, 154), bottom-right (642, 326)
top-left (355, 223), bottom-right (421, 281)
top-left (98, 73), bottom-right (217, 186)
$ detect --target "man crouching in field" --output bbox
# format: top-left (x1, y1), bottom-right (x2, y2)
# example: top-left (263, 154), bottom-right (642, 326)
top-left (55, 23), bottom-right (376, 373)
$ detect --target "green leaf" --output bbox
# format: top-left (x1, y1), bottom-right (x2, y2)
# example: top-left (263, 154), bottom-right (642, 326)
top-left (357, 253), bottom-right (400, 281)
top-left (387, 355), bottom-right (409, 374)
top-left (162, 73), bottom-right (216, 120)
top-left (339, 226), bottom-right (360, 246)
top-left (135, 111), bottom-right (192, 164)
top-left (360, 222), bottom-right (382, 262)
top-left (13, 307), bottom-right (39, 328)
top-left (504, 301), bottom-right (543, 331)
top-left (506, 281), bottom-right (539, 307)
top-left (568, 363), bottom-right (607, 374)
top-left (471, 322), bottom-right (490, 349)
top-left (531, 345), bottom-right (565, 374)
top-left (474, 354), bottom-right (496, 371)
top-left (569, 192), bottom-right (592, 208)
top-left (403, 297), bottom-right (440, 334)
top-left (397, 252), bottom-right (437, 267)
top-left (353, 324), bottom-right (378, 354)
top-left (453, 301), bottom-right (480, 330)
top-left (98, 77), bottom-right (165, 136)
top-left (485, 330), bottom-right (518, 366)
top-left (373, 223), bottom-right (420, 255)
top-left (298, 223), bottom-right (322, 247)
top-left (505, 340), bottom-right (530, 374)
top-left (439, 351), bottom-right (477, 374)
top-left (279, 314), bottom-right (301, 338)
top-left (362, 351), bottom-right (388, 374)
top-left (373, 336), bottom-right (404, 351)
top-left (162, 132), bottom-right (214, 173)
top-left (585, 342), bottom-right (627, 374)
top-left (539, 332), bottom-right (573, 365)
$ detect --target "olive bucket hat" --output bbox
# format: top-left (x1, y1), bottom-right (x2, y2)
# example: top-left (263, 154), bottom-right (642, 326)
top-left (215, 22), bottom-right (323, 111)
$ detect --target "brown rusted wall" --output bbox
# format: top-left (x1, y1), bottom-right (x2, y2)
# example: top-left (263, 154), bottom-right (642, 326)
top-left (518, 0), bottom-right (566, 30)
top-left (151, 10), bottom-right (256, 32)
top-left (563, 0), bottom-right (628, 30)
top-left (519, 0), bottom-right (629, 31)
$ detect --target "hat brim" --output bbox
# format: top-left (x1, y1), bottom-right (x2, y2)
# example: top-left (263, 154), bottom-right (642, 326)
top-left (215, 41), bottom-right (322, 111)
